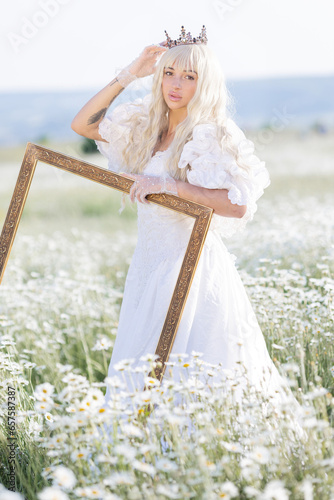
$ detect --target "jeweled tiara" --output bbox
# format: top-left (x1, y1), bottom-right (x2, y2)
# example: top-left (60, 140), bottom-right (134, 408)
top-left (164, 25), bottom-right (208, 49)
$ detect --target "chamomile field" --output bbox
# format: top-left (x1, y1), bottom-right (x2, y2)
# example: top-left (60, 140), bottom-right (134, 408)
top-left (0, 130), bottom-right (333, 499)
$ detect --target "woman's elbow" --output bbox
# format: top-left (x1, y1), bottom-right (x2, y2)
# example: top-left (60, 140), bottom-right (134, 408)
top-left (222, 203), bottom-right (247, 218)
top-left (215, 203), bottom-right (246, 218)
top-left (71, 119), bottom-right (80, 134)
top-left (71, 115), bottom-right (90, 135)
top-left (216, 189), bottom-right (247, 218)
top-left (237, 204), bottom-right (247, 218)
top-left (71, 118), bottom-right (83, 134)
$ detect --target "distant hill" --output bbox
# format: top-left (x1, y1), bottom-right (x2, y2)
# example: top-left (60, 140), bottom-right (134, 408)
top-left (0, 74), bottom-right (333, 147)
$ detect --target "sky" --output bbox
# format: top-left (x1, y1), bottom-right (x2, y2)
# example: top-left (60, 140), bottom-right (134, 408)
top-left (1, 0), bottom-right (334, 92)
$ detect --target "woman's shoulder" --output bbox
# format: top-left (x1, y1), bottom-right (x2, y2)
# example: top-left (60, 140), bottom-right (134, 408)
top-left (178, 118), bottom-right (270, 200)
top-left (191, 119), bottom-right (246, 144)
top-left (181, 119), bottom-right (263, 172)
top-left (178, 119), bottom-right (241, 167)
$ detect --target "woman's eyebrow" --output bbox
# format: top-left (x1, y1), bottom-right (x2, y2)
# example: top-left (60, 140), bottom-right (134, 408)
top-left (165, 66), bottom-right (198, 74)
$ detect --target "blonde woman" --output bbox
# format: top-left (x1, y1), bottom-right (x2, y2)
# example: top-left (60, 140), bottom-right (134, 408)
top-left (71, 31), bottom-right (300, 419)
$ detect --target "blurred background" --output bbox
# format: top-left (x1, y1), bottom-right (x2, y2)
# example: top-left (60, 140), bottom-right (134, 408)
top-left (0, 0), bottom-right (334, 261)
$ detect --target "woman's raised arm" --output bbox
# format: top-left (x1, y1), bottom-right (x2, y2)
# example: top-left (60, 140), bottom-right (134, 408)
top-left (71, 42), bottom-right (168, 142)
top-left (71, 77), bottom-right (126, 142)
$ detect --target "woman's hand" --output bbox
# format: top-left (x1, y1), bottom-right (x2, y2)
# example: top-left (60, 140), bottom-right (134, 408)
top-left (120, 172), bottom-right (178, 204)
top-left (126, 42), bottom-right (168, 78)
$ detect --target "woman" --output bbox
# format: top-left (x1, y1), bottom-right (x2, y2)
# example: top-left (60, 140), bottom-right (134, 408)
top-left (71, 30), bottom-right (299, 417)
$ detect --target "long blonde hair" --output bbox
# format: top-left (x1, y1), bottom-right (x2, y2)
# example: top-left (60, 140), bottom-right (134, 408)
top-left (120, 43), bottom-right (249, 181)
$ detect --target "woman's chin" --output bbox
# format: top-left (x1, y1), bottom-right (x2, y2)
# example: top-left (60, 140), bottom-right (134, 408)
top-left (166, 101), bottom-right (187, 111)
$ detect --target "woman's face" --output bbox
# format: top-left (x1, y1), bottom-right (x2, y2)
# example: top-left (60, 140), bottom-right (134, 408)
top-left (161, 64), bottom-right (198, 111)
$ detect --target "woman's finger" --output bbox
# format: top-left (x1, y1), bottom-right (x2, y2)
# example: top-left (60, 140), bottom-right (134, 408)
top-left (129, 182), bottom-right (138, 202)
top-left (121, 173), bottom-right (140, 201)
top-left (139, 191), bottom-right (148, 204)
top-left (121, 172), bottom-right (136, 180)
top-left (147, 45), bottom-right (168, 54)
top-left (148, 42), bottom-right (166, 49)
top-left (135, 189), bottom-right (142, 204)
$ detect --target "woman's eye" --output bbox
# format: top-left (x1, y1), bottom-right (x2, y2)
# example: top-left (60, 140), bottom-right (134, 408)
top-left (164, 72), bottom-right (195, 80)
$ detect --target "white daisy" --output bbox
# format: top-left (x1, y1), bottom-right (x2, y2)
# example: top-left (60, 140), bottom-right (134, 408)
top-left (34, 383), bottom-right (55, 399)
top-left (104, 471), bottom-right (135, 487)
top-left (52, 466), bottom-right (77, 489)
top-left (249, 446), bottom-right (271, 464)
top-left (92, 337), bottom-right (113, 351)
top-left (70, 448), bottom-right (90, 462)
top-left (155, 458), bottom-right (179, 472)
top-left (215, 481), bottom-right (239, 499)
top-left (259, 480), bottom-right (290, 500)
top-left (0, 488), bottom-right (25, 500)
top-left (37, 487), bottom-right (69, 500)
top-left (132, 459), bottom-right (156, 476)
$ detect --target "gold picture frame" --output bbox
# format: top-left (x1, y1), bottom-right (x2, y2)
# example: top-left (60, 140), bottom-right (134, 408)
top-left (0, 142), bottom-right (213, 387)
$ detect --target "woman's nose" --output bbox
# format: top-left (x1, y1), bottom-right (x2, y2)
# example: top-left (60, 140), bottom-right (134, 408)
top-left (172, 76), bottom-right (182, 88)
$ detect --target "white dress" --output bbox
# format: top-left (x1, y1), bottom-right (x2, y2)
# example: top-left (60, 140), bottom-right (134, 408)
top-left (95, 94), bottom-right (300, 415)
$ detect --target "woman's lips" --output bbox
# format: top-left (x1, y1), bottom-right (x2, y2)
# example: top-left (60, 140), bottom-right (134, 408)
top-left (168, 93), bottom-right (182, 101)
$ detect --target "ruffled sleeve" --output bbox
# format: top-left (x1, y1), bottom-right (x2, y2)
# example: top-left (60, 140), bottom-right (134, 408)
top-left (178, 120), bottom-right (270, 239)
top-left (95, 93), bottom-right (151, 172)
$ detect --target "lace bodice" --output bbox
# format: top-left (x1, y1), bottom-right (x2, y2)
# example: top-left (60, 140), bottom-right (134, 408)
top-left (136, 151), bottom-right (195, 262)
top-left (95, 93), bottom-right (271, 240)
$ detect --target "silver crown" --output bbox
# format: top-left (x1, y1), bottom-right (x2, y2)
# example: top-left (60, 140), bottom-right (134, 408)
top-left (164, 25), bottom-right (208, 49)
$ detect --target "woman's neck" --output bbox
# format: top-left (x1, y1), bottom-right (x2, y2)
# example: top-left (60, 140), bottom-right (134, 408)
top-left (167, 107), bottom-right (188, 134)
